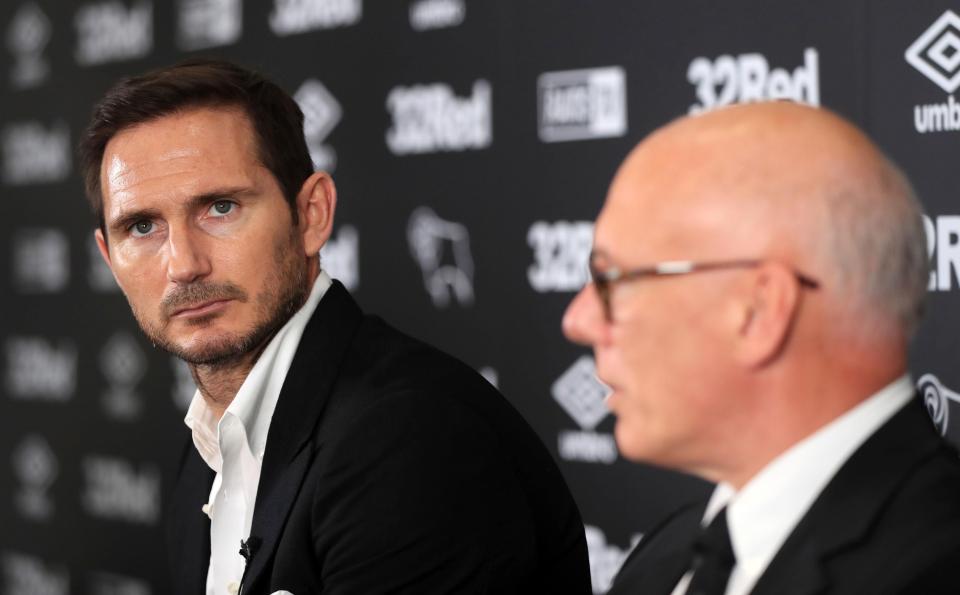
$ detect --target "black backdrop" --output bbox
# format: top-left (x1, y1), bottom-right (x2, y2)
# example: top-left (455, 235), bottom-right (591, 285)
top-left (2, 1), bottom-right (960, 593)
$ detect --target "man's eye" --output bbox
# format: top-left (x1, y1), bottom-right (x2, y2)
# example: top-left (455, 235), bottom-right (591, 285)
top-left (210, 201), bottom-right (235, 217)
top-left (131, 220), bottom-right (154, 237)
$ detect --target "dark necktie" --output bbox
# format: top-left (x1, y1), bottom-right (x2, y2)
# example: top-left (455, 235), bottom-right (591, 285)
top-left (685, 506), bottom-right (736, 595)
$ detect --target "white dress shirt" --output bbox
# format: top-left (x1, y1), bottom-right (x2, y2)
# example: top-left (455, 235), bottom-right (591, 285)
top-left (671, 375), bottom-right (915, 595)
top-left (184, 272), bottom-right (332, 595)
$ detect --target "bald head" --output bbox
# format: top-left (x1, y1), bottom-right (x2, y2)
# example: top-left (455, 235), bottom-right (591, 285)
top-left (563, 102), bottom-right (926, 482)
top-left (607, 102), bottom-right (927, 340)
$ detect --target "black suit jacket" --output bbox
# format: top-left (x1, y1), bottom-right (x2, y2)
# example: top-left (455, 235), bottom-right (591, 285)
top-left (165, 282), bottom-right (591, 594)
top-left (609, 397), bottom-right (960, 595)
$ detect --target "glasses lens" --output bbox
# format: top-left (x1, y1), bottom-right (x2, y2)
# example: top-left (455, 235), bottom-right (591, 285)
top-left (594, 279), bottom-right (611, 321)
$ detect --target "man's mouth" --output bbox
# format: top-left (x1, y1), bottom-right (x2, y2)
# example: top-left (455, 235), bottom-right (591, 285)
top-left (593, 371), bottom-right (616, 404)
top-left (170, 299), bottom-right (231, 318)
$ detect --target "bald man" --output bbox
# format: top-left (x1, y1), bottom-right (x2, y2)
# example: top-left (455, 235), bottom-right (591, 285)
top-left (564, 102), bottom-right (960, 595)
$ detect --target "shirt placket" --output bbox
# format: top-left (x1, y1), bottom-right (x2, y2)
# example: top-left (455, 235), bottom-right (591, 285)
top-left (209, 415), bottom-right (247, 595)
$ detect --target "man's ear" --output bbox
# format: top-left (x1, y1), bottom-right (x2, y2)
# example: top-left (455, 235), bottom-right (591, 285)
top-left (95, 228), bottom-right (112, 268)
top-left (94, 228), bottom-right (123, 288)
top-left (733, 262), bottom-right (802, 368)
top-left (296, 171), bottom-right (337, 256)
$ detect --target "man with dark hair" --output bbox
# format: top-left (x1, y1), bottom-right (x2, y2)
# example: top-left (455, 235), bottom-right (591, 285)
top-left (82, 59), bottom-right (590, 595)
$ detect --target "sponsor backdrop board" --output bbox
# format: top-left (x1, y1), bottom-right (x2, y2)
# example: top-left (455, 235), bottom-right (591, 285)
top-left (0, 1), bottom-right (958, 593)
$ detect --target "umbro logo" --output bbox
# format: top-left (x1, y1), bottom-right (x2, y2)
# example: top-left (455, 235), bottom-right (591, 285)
top-left (552, 356), bottom-right (609, 431)
top-left (13, 435), bottom-right (58, 521)
top-left (294, 79), bottom-right (341, 171)
top-left (100, 332), bottom-right (147, 421)
top-left (553, 356), bottom-right (617, 464)
top-left (7, 3), bottom-right (51, 89)
top-left (905, 10), bottom-right (960, 94)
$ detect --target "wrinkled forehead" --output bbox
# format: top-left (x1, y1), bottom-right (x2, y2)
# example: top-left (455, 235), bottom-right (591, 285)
top-left (103, 106), bottom-right (257, 166)
top-left (100, 107), bottom-right (260, 205)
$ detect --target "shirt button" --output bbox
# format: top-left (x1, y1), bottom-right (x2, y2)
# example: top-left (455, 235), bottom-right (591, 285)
top-left (227, 581), bottom-right (240, 594)
top-left (201, 504), bottom-right (211, 517)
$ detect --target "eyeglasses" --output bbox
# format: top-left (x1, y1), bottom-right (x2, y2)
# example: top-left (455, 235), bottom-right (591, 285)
top-left (589, 254), bottom-right (820, 322)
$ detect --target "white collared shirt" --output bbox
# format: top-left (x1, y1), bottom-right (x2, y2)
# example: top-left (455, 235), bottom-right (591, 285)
top-left (671, 374), bottom-right (915, 595)
top-left (184, 272), bottom-right (332, 595)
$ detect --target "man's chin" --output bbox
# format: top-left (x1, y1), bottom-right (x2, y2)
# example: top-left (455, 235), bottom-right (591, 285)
top-left (159, 332), bottom-right (251, 366)
top-left (613, 416), bottom-right (656, 464)
top-left (157, 317), bottom-right (282, 367)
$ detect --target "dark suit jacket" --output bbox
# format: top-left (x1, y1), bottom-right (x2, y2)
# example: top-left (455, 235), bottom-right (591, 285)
top-left (609, 397), bottom-right (960, 595)
top-left (165, 281), bottom-right (591, 594)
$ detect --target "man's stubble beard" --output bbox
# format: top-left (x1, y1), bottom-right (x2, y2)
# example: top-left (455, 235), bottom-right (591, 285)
top-left (129, 228), bottom-right (310, 369)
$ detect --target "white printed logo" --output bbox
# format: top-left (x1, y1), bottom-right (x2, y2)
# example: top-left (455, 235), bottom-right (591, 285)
top-left (907, 11), bottom-right (960, 133)
top-left (554, 356), bottom-right (610, 430)
top-left (321, 224), bottom-right (359, 291)
top-left (386, 80), bottom-right (492, 155)
top-left (270, 0), bottom-right (362, 35)
top-left (88, 235), bottom-right (119, 292)
top-left (99, 332), bottom-right (147, 421)
top-left (917, 374), bottom-right (960, 436)
top-left (5, 337), bottom-right (77, 401)
top-left (906, 11), bottom-right (960, 94)
top-left (923, 214), bottom-right (960, 291)
top-left (171, 357), bottom-right (196, 412)
top-left (2, 552), bottom-right (68, 595)
top-left (82, 455), bottom-right (160, 524)
top-left (12, 229), bottom-right (69, 294)
top-left (89, 572), bottom-right (151, 595)
top-left (538, 67), bottom-right (627, 143)
top-left (585, 526), bottom-right (642, 595)
top-left (914, 95), bottom-right (960, 133)
top-left (408, 206), bottom-right (474, 307)
top-left (294, 79), bottom-right (341, 172)
top-left (75, 0), bottom-right (152, 66)
top-left (176, 0), bottom-right (242, 50)
top-left (554, 356), bottom-right (617, 464)
top-left (409, 0), bottom-right (465, 31)
top-left (1, 120), bottom-right (70, 185)
top-left (6, 3), bottom-right (51, 89)
top-left (688, 48), bottom-right (820, 114)
top-left (12, 435), bottom-right (58, 521)
top-left (528, 221), bottom-right (593, 292)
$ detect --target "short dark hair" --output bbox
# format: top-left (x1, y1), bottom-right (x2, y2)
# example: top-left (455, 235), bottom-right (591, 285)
top-left (79, 58), bottom-right (313, 234)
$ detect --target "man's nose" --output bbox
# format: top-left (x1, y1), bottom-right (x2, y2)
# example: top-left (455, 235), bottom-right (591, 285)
top-left (562, 284), bottom-right (608, 346)
top-left (166, 225), bottom-right (211, 284)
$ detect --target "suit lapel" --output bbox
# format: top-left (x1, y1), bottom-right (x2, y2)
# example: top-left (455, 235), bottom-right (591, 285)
top-left (168, 447), bottom-right (215, 595)
top-left (609, 500), bottom-right (706, 595)
top-left (753, 397), bottom-right (941, 594)
top-left (240, 281), bottom-right (362, 592)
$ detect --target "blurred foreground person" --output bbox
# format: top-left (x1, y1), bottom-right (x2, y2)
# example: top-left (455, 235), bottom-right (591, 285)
top-left (564, 102), bottom-right (960, 594)
top-left (81, 59), bottom-right (589, 595)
